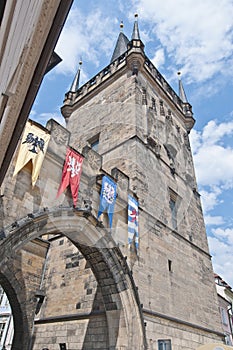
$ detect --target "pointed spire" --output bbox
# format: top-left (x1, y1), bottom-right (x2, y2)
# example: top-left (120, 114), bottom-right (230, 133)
top-left (177, 71), bottom-right (188, 103)
top-left (131, 13), bottom-right (140, 40)
top-left (70, 60), bottom-right (82, 93)
top-left (110, 21), bottom-right (129, 63)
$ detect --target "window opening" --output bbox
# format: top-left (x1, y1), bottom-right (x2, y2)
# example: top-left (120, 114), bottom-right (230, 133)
top-left (59, 344), bottom-right (67, 350)
top-left (0, 322), bottom-right (6, 341)
top-left (76, 302), bottom-right (81, 309)
top-left (88, 134), bottom-right (100, 152)
top-left (0, 286), bottom-right (4, 304)
top-left (151, 97), bottom-right (156, 111)
top-left (91, 139), bottom-right (99, 152)
top-left (159, 100), bottom-right (165, 116)
top-left (220, 307), bottom-right (228, 325)
top-left (142, 87), bottom-right (147, 105)
top-left (168, 260), bottom-right (172, 272)
top-left (169, 189), bottom-right (178, 230)
top-left (158, 339), bottom-right (172, 350)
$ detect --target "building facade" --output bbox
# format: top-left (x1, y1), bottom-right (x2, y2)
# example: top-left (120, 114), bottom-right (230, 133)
top-left (215, 274), bottom-right (233, 345)
top-left (0, 286), bottom-right (13, 350)
top-left (0, 17), bottom-right (226, 350)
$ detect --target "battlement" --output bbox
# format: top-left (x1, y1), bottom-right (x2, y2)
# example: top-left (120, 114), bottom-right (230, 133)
top-left (62, 46), bottom-right (194, 129)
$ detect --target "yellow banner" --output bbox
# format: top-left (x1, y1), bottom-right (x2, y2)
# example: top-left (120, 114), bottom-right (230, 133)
top-left (13, 121), bottom-right (50, 186)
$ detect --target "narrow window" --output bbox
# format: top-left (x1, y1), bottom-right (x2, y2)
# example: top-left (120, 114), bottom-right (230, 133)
top-left (59, 239), bottom-right (64, 245)
top-left (76, 302), bottom-right (81, 309)
top-left (169, 189), bottom-right (178, 230)
top-left (142, 87), bottom-right (147, 105)
top-left (59, 344), bottom-right (67, 350)
top-left (168, 260), bottom-right (172, 272)
top-left (88, 134), bottom-right (100, 152)
top-left (0, 322), bottom-right (6, 341)
top-left (220, 307), bottom-right (228, 325)
top-left (151, 97), bottom-right (156, 111)
top-left (91, 139), bottom-right (99, 152)
top-left (65, 262), bottom-right (73, 269)
top-left (0, 286), bottom-right (4, 304)
top-left (158, 339), bottom-right (172, 350)
top-left (159, 100), bottom-right (165, 116)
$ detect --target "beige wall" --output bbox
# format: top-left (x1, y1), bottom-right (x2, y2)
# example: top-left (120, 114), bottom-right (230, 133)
top-left (0, 0), bottom-right (72, 186)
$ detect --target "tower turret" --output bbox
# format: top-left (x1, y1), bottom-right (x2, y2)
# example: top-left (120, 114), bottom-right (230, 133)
top-left (177, 71), bottom-right (195, 132)
top-left (178, 71), bottom-right (188, 103)
top-left (131, 13), bottom-right (140, 40)
top-left (110, 21), bottom-right (129, 63)
top-left (69, 59), bottom-right (82, 93)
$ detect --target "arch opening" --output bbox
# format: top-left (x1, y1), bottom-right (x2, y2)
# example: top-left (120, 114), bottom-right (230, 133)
top-left (0, 207), bottom-right (146, 349)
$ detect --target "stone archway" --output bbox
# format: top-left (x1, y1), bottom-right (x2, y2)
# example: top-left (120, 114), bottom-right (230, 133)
top-left (0, 272), bottom-right (29, 350)
top-left (0, 207), bottom-right (147, 350)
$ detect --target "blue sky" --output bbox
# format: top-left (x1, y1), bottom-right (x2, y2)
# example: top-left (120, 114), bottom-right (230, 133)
top-left (32, 0), bottom-right (233, 287)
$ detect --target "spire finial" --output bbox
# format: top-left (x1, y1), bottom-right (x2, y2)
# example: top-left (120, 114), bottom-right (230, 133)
top-left (110, 22), bottom-right (129, 63)
top-left (177, 71), bottom-right (188, 103)
top-left (131, 13), bottom-right (140, 40)
top-left (120, 21), bottom-right (124, 32)
top-left (70, 60), bottom-right (82, 93)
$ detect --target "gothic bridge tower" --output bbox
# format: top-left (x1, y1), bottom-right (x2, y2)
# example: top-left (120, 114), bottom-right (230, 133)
top-left (0, 16), bottom-right (224, 350)
top-left (60, 16), bottom-right (224, 349)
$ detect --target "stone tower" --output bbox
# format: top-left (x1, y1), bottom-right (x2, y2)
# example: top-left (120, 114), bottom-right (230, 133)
top-left (0, 16), bottom-right (224, 350)
top-left (59, 17), bottom-right (224, 348)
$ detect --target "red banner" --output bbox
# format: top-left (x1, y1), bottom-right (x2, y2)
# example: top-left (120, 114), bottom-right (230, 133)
top-left (57, 148), bottom-right (83, 207)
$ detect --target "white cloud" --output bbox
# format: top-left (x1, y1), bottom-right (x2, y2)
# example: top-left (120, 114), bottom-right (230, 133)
top-left (212, 227), bottom-right (233, 245)
top-left (204, 215), bottom-right (224, 226)
top-left (54, 6), bottom-right (116, 76)
top-left (190, 120), bottom-right (233, 188)
top-left (151, 48), bottom-right (165, 69)
top-left (190, 119), bottom-right (233, 286)
top-left (189, 129), bottom-right (202, 154)
top-left (208, 230), bottom-right (233, 287)
top-left (199, 187), bottom-right (222, 213)
top-left (202, 120), bottom-right (233, 146)
top-left (133, 0), bottom-right (233, 84)
top-left (194, 144), bottom-right (233, 187)
top-left (189, 119), bottom-right (233, 238)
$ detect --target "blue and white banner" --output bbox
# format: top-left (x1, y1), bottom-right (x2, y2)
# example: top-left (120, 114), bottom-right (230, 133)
top-left (97, 176), bottom-right (117, 228)
top-left (128, 195), bottom-right (139, 251)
